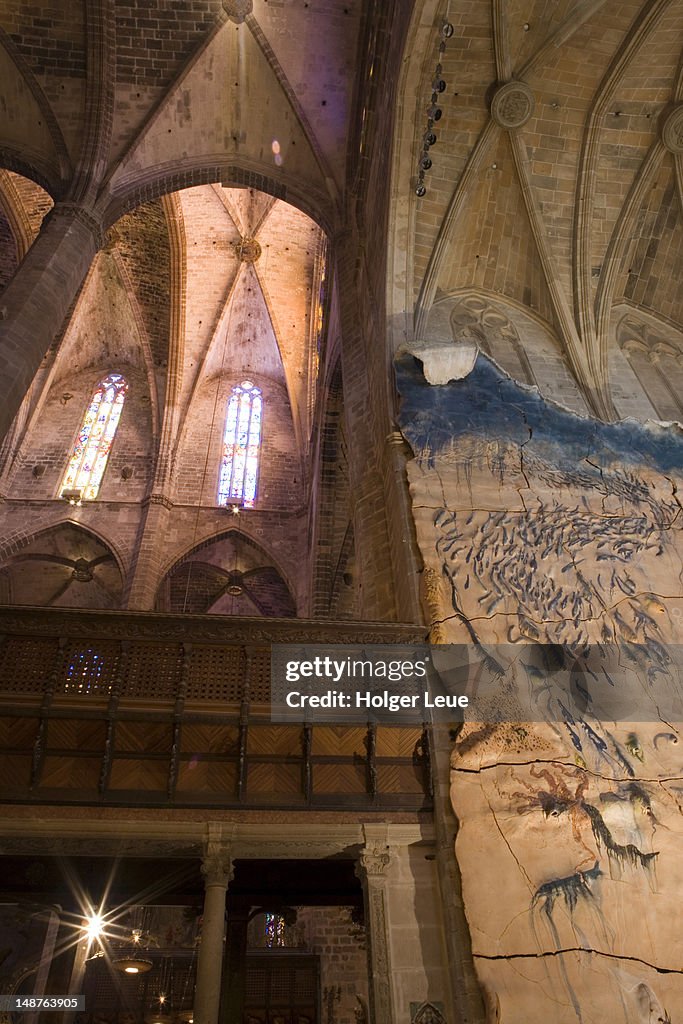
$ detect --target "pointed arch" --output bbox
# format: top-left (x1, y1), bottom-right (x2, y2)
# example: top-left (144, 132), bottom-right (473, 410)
top-left (156, 528), bottom-right (296, 617)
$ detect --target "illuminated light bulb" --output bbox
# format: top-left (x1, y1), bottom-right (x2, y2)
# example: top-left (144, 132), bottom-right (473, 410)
top-left (125, 966), bottom-right (139, 974)
top-left (84, 914), bottom-right (105, 942)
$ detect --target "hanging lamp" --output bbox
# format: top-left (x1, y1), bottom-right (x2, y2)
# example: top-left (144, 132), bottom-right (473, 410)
top-left (112, 928), bottom-right (154, 975)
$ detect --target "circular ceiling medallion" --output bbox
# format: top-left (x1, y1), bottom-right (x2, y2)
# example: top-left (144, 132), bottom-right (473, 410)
top-left (490, 81), bottom-right (535, 130)
top-left (661, 104), bottom-right (683, 154)
top-left (233, 236), bottom-right (262, 263)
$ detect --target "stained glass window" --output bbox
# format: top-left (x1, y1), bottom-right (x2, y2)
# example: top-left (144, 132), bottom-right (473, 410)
top-left (264, 913), bottom-right (285, 948)
top-left (218, 380), bottom-right (262, 508)
top-left (312, 250), bottom-right (327, 382)
top-left (61, 374), bottom-right (128, 501)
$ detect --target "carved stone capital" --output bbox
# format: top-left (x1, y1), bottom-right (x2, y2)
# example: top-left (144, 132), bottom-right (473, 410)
top-left (201, 844), bottom-right (234, 887)
top-left (357, 842), bottom-right (392, 880)
top-left (490, 80), bottom-right (535, 129)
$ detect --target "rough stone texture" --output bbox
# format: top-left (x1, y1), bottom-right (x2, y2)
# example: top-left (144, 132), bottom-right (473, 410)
top-left (398, 350), bottom-right (683, 1022)
top-left (0, 208), bottom-right (17, 290)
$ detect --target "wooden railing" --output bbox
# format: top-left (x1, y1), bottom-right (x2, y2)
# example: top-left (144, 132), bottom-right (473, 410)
top-left (0, 607), bottom-right (430, 812)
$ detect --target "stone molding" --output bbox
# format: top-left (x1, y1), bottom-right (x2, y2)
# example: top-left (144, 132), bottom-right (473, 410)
top-left (0, 606), bottom-right (424, 645)
top-left (661, 103), bottom-right (683, 154)
top-left (0, 819), bottom-right (433, 857)
top-left (201, 843), bottom-right (234, 887)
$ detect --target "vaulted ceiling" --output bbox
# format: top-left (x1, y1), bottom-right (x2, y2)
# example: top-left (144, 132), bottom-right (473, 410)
top-left (2, 0), bottom-right (683, 434)
top-left (390, 0), bottom-right (683, 420)
top-left (0, 0), bottom-right (363, 228)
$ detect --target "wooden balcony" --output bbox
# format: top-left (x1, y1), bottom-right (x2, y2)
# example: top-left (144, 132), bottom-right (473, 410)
top-left (0, 607), bottom-right (430, 812)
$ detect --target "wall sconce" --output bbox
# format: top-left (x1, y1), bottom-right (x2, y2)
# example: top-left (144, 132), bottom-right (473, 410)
top-left (61, 488), bottom-right (82, 506)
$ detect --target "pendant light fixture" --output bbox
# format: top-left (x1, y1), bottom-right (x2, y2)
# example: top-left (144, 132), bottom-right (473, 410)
top-left (112, 928), bottom-right (154, 975)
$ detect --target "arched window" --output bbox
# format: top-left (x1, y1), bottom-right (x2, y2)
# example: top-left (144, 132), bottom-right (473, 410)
top-left (264, 913), bottom-right (286, 948)
top-left (60, 374), bottom-right (128, 501)
top-left (218, 380), bottom-right (262, 508)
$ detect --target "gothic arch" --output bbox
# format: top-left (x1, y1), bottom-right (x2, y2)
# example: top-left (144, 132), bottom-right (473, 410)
top-left (156, 529), bottom-right (296, 618)
top-left (100, 163), bottom-right (334, 237)
top-left (0, 520), bottom-right (125, 609)
top-left (616, 314), bottom-right (683, 420)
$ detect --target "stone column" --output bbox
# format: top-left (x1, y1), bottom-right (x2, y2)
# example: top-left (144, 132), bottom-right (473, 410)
top-left (124, 496), bottom-right (174, 609)
top-left (0, 202), bottom-right (102, 443)
top-left (356, 827), bottom-right (395, 1024)
top-left (194, 841), bottom-right (234, 1024)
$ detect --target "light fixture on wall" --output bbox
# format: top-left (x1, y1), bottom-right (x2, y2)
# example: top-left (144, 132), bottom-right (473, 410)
top-left (414, 14), bottom-right (454, 198)
top-left (61, 488), bottom-right (82, 506)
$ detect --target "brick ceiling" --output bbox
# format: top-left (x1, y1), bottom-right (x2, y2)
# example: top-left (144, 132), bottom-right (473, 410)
top-left (390, 0), bottom-right (683, 420)
top-left (1, 0), bottom-right (682, 427)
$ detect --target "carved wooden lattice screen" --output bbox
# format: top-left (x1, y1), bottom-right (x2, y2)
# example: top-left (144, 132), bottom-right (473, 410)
top-left (244, 954), bottom-right (318, 1024)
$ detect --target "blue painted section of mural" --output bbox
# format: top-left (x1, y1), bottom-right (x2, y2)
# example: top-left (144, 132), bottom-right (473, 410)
top-left (395, 353), bottom-right (683, 474)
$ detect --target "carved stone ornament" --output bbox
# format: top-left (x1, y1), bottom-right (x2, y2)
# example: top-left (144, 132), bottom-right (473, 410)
top-left (406, 338), bottom-right (479, 384)
top-left (233, 236), bottom-right (262, 262)
top-left (201, 847), bottom-right (234, 886)
top-left (410, 1002), bottom-right (446, 1024)
top-left (0, 606), bottom-right (424, 646)
top-left (357, 842), bottom-right (392, 878)
top-left (490, 80), bottom-right (535, 129)
top-left (661, 103), bottom-right (683, 154)
top-left (222, 0), bottom-right (252, 23)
